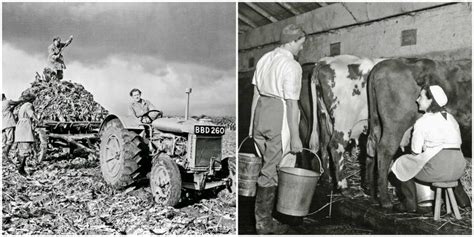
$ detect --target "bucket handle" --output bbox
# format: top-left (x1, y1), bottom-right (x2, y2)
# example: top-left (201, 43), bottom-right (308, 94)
top-left (238, 136), bottom-right (251, 152)
top-left (238, 136), bottom-right (262, 157)
top-left (299, 148), bottom-right (324, 175)
top-left (241, 137), bottom-right (324, 174)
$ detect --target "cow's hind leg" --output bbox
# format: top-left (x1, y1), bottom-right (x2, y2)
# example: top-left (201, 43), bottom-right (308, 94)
top-left (328, 143), bottom-right (346, 191)
top-left (365, 156), bottom-right (376, 197)
top-left (376, 135), bottom-right (399, 208)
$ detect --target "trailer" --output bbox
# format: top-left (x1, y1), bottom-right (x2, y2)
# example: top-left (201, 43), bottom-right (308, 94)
top-left (35, 120), bottom-right (102, 161)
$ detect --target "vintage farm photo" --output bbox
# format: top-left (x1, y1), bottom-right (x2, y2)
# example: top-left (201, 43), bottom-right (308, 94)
top-left (2, 2), bottom-right (236, 235)
top-left (238, 2), bottom-right (471, 235)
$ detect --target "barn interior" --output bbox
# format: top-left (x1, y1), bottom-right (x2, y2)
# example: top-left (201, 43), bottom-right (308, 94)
top-left (238, 2), bottom-right (472, 235)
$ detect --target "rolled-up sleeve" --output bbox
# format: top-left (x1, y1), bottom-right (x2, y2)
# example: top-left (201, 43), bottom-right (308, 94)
top-left (282, 62), bottom-right (302, 100)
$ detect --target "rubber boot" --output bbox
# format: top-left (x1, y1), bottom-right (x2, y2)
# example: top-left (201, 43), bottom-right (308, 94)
top-left (393, 179), bottom-right (417, 213)
top-left (18, 155), bottom-right (28, 176)
top-left (454, 181), bottom-right (471, 208)
top-left (255, 186), bottom-right (288, 234)
top-left (3, 144), bottom-right (13, 164)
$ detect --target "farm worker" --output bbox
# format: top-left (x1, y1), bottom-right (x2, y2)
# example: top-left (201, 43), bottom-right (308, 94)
top-left (2, 93), bottom-right (22, 163)
top-left (128, 88), bottom-right (160, 123)
top-left (48, 35), bottom-right (73, 80)
top-left (392, 85), bottom-right (470, 213)
top-left (14, 93), bottom-right (39, 176)
top-left (248, 24), bottom-right (306, 234)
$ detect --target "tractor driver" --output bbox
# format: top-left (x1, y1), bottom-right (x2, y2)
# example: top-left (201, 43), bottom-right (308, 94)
top-left (128, 88), bottom-right (160, 123)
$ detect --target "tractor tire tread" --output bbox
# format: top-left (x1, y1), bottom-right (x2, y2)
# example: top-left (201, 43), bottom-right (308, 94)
top-left (100, 121), bottom-right (150, 189)
top-left (150, 154), bottom-right (182, 206)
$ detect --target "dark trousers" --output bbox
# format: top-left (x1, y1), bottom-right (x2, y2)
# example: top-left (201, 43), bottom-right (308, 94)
top-left (56, 70), bottom-right (63, 80)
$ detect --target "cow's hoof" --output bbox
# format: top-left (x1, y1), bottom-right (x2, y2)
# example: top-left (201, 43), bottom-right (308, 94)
top-left (380, 200), bottom-right (393, 209)
top-left (340, 188), bottom-right (351, 197)
top-left (362, 187), bottom-right (375, 198)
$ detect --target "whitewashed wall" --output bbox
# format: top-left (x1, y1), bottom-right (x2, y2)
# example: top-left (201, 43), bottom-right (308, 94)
top-left (239, 3), bottom-right (472, 72)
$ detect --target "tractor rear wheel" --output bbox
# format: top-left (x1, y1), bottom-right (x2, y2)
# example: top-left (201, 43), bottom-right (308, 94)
top-left (100, 121), bottom-right (149, 189)
top-left (150, 153), bottom-right (182, 206)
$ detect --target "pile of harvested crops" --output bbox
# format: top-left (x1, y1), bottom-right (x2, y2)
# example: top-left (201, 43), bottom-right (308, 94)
top-left (16, 70), bottom-right (108, 122)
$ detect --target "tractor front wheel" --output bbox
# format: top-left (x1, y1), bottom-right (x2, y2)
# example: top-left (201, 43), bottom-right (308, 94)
top-left (150, 153), bottom-right (182, 206)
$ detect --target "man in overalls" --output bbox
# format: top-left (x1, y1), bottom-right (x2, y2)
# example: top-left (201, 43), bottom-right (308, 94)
top-left (14, 94), bottom-right (38, 176)
top-left (248, 24), bottom-right (306, 234)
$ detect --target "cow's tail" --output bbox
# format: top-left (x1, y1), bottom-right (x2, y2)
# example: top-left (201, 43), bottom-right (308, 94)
top-left (312, 63), bottom-right (333, 139)
top-left (366, 63), bottom-right (381, 158)
top-left (308, 62), bottom-right (333, 176)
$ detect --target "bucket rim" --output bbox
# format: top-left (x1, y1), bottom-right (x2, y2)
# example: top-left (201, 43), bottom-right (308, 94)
top-left (279, 167), bottom-right (320, 177)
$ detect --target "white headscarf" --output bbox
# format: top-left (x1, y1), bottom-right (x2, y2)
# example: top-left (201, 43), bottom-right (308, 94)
top-left (429, 85), bottom-right (447, 107)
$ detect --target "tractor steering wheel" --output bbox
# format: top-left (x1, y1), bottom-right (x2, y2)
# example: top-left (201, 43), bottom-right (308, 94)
top-left (140, 109), bottom-right (163, 124)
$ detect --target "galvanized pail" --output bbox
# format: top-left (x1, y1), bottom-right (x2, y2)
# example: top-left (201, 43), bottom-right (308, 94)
top-left (238, 137), bottom-right (262, 197)
top-left (415, 182), bottom-right (435, 207)
top-left (276, 149), bottom-right (323, 216)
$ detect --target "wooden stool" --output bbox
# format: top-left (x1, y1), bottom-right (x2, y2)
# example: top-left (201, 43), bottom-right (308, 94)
top-left (433, 181), bottom-right (462, 221)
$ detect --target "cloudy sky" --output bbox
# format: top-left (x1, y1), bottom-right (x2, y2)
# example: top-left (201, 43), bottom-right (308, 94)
top-left (2, 2), bottom-right (236, 116)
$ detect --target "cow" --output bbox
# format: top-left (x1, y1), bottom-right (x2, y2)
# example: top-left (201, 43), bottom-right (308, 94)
top-left (366, 58), bottom-right (472, 208)
top-left (298, 55), bottom-right (384, 189)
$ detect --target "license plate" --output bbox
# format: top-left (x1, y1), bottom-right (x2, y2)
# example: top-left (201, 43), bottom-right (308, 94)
top-left (194, 125), bottom-right (225, 135)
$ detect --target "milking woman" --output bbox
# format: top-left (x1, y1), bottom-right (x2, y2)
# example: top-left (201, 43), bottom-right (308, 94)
top-left (392, 85), bottom-right (470, 213)
top-left (248, 24), bottom-right (306, 234)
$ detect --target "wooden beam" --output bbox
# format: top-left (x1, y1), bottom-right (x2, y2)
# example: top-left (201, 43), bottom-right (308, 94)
top-left (246, 3), bottom-right (278, 23)
top-left (279, 2), bottom-right (301, 15)
top-left (239, 13), bottom-right (258, 28)
top-left (49, 133), bottom-right (98, 155)
top-left (239, 24), bottom-right (253, 32)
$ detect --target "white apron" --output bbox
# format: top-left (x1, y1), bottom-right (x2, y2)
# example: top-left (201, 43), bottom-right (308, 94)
top-left (391, 146), bottom-right (443, 182)
top-left (279, 98), bottom-right (299, 168)
top-left (15, 103), bottom-right (35, 142)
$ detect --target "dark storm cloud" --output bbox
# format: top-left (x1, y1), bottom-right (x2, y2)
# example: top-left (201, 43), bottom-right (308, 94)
top-left (2, 2), bottom-right (236, 71)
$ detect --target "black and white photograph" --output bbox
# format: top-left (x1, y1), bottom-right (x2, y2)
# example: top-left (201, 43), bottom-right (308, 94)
top-left (2, 2), bottom-right (236, 235)
top-left (237, 2), bottom-right (471, 235)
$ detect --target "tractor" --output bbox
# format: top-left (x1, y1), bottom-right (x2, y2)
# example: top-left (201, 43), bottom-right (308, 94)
top-left (98, 88), bottom-right (235, 206)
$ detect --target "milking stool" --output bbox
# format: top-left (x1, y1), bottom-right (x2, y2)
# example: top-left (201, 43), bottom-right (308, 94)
top-left (433, 181), bottom-right (462, 221)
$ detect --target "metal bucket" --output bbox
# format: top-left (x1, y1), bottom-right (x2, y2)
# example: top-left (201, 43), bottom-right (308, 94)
top-left (415, 182), bottom-right (435, 207)
top-left (238, 137), bottom-right (262, 197)
top-left (276, 149), bottom-right (323, 216)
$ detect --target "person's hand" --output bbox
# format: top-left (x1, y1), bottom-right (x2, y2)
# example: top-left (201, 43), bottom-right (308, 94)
top-left (399, 127), bottom-right (413, 152)
top-left (290, 137), bottom-right (303, 154)
top-left (309, 131), bottom-right (319, 152)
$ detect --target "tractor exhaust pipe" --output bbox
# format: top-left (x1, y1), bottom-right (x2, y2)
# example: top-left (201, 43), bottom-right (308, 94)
top-left (185, 88), bottom-right (192, 120)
